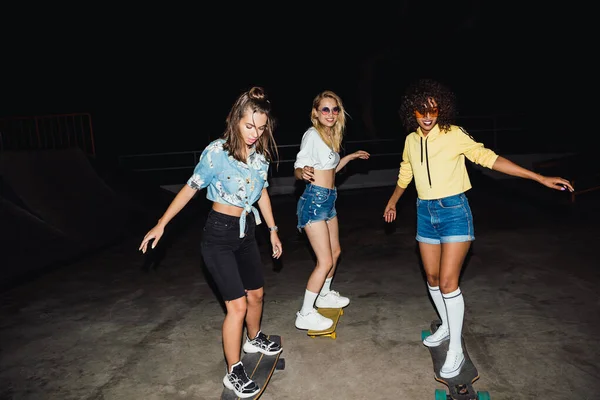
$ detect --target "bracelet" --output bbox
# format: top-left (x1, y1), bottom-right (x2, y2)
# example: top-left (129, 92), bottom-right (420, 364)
top-left (268, 225), bottom-right (279, 232)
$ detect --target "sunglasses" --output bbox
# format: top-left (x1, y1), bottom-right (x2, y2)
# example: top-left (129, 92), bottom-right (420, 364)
top-left (414, 108), bottom-right (439, 118)
top-left (319, 106), bottom-right (340, 115)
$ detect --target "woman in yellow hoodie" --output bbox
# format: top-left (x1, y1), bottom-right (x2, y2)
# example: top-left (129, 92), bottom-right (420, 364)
top-left (383, 78), bottom-right (573, 379)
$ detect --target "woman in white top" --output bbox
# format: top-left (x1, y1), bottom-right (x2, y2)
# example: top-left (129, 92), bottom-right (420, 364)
top-left (293, 90), bottom-right (370, 330)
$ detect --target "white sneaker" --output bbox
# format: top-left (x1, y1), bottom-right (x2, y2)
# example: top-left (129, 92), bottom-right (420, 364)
top-left (315, 290), bottom-right (350, 308)
top-left (223, 361), bottom-right (260, 398)
top-left (423, 325), bottom-right (449, 347)
top-left (243, 331), bottom-right (283, 356)
top-left (295, 308), bottom-right (333, 330)
top-left (440, 350), bottom-right (465, 378)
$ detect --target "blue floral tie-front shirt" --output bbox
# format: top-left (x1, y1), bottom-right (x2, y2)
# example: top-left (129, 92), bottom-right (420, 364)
top-left (187, 139), bottom-right (270, 238)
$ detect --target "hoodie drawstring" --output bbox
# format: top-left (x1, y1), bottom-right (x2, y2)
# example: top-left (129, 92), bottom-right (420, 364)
top-left (420, 136), bottom-right (432, 188)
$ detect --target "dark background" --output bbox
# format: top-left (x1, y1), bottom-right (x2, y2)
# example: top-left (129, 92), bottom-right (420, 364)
top-left (1, 3), bottom-right (578, 161)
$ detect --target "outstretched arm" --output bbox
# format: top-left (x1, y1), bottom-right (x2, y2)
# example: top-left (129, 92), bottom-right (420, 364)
top-left (336, 150), bottom-right (370, 172)
top-left (492, 156), bottom-right (574, 192)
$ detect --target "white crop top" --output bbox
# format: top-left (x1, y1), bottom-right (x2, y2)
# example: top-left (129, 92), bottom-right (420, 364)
top-left (294, 127), bottom-right (341, 171)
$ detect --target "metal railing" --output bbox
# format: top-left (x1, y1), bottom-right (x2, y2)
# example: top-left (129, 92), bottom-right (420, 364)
top-left (117, 114), bottom-right (526, 182)
top-left (0, 113), bottom-right (95, 156)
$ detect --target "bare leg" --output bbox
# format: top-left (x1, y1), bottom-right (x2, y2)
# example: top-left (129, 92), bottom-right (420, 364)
top-left (244, 288), bottom-right (264, 340)
top-left (316, 216), bottom-right (351, 309)
top-left (223, 296), bottom-right (247, 371)
top-left (304, 221), bottom-right (334, 293)
top-left (439, 242), bottom-right (470, 294)
top-left (419, 242), bottom-right (442, 286)
top-left (295, 220), bottom-right (340, 329)
top-left (325, 216), bottom-right (341, 280)
top-left (419, 241), bottom-right (471, 291)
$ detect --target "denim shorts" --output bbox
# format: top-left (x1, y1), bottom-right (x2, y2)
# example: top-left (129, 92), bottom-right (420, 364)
top-left (297, 184), bottom-right (337, 230)
top-left (416, 193), bottom-right (475, 244)
top-left (200, 210), bottom-right (264, 301)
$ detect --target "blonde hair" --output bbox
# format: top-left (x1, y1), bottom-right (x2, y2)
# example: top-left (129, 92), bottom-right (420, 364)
top-left (309, 90), bottom-right (347, 152)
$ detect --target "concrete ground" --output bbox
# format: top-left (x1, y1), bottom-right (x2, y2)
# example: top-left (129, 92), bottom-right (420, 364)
top-left (1, 174), bottom-right (599, 400)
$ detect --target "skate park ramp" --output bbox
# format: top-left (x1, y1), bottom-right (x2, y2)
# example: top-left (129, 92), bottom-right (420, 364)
top-left (0, 148), bottom-right (152, 287)
top-left (0, 193), bottom-right (84, 286)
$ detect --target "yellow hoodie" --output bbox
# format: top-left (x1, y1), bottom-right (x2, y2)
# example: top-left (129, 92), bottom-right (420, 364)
top-left (397, 124), bottom-right (499, 200)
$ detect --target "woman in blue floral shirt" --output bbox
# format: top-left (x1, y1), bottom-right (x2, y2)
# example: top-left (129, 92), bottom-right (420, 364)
top-left (139, 87), bottom-right (283, 398)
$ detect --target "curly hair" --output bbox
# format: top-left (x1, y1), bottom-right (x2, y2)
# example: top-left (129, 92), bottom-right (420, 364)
top-left (223, 86), bottom-right (278, 165)
top-left (399, 78), bottom-right (457, 134)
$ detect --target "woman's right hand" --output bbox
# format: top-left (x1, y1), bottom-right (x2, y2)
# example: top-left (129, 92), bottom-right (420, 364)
top-left (139, 225), bottom-right (165, 253)
top-left (301, 166), bottom-right (315, 182)
top-left (383, 203), bottom-right (397, 223)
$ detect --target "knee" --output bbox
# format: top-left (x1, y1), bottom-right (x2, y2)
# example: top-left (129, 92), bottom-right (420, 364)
top-left (226, 298), bottom-right (248, 317)
top-left (316, 257), bottom-right (334, 270)
top-left (425, 273), bottom-right (440, 287)
top-left (332, 247), bottom-right (341, 261)
top-left (438, 280), bottom-right (459, 294)
top-left (246, 289), bottom-right (264, 305)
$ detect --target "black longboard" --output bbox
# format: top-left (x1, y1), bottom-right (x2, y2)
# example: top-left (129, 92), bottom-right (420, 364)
top-left (422, 321), bottom-right (491, 400)
top-left (221, 335), bottom-right (285, 400)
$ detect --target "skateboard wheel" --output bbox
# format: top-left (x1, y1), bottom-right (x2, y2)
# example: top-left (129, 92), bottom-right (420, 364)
top-left (434, 388), bottom-right (447, 400)
top-left (477, 391), bottom-right (491, 400)
top-left (331, 332), bottom-right (337, 339)
top-left (276, 358), bottom-right (285, 370)
top-left (421, 330), bottom-right (432, 341)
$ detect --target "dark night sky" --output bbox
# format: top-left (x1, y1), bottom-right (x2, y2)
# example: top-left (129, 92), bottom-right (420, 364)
top-left (1, 4), bottom-right (577, 159)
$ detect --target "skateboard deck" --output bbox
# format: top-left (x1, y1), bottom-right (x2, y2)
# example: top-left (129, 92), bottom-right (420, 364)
top-left (221, 335), bottom-right (285, 400)
top-left (422, 320), bottom-right (491, 400)
top-left (307, 308), bottom-right (344, 339)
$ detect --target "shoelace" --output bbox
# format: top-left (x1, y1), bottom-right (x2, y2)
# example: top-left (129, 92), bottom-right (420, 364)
top-left (231, 367), bottom-right (251, 387)
top-left (428, 327), bottom-right (448, 339)
top-left (255, 333), bottom-right (276, 350)
top-left (443, 352), bottom-right (464, 370)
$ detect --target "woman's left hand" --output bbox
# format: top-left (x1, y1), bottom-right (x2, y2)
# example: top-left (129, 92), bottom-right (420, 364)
top-left (270, 233), bottom-right (283, 259)
top-left (351, 150), bottom-right (370, 160)
top-left (540, 176), bottom-right (574, 192)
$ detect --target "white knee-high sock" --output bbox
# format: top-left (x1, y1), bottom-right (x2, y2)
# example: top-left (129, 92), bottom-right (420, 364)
top-left (427, 283), bottom-right (448, 329)
top-left (443, 287), bottom-right (464, 353)
top-left (320, 277), bottom-right (333, 295)
top-left (300, 290), bottom-right (318, 314)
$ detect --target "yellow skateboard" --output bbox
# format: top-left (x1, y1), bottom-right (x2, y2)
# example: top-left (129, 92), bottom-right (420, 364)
top-left (307, 308), bottom-right (344, 339)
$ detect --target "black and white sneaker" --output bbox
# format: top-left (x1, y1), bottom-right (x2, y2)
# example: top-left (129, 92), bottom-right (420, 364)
top-left (242, 331), bottom-right (283, 356)
top-left (223, 361), bottom-right (260, 398)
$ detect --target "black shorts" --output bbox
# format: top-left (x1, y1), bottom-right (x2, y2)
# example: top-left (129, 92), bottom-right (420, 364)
top-left (201, 210), bottom-right (265, 301)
